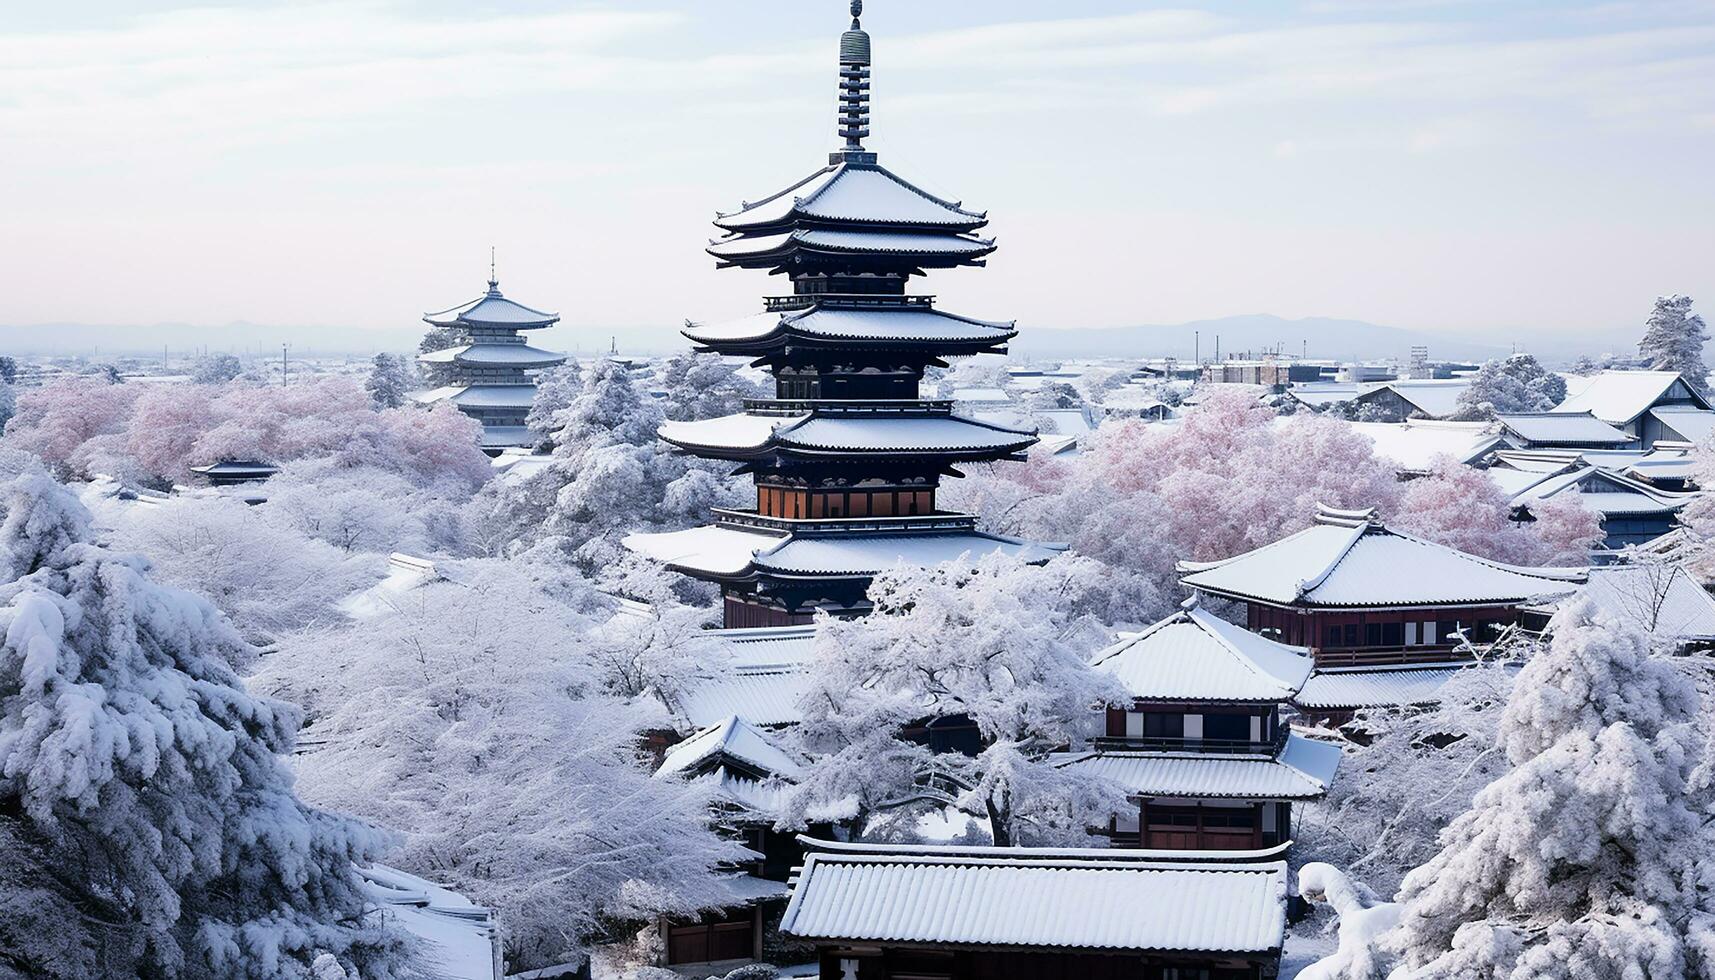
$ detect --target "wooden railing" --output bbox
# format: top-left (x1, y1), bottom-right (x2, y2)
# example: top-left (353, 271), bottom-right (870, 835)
top-left (1092, 730), bottom-right (1287, 756)
top-left (763, 293), bottom-right (934, 312)
top-left (743, 397), bottom-right (954, 416)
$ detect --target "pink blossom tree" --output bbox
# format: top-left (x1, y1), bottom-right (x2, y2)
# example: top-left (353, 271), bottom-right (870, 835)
top-left (1393, 457), bottom-right (1600, 566)
top-left (0, 378), bottom-right (142, 480)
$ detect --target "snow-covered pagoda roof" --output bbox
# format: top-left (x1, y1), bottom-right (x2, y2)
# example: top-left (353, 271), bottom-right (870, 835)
top-left (1092, 602), bottom-right (1312, 703)
top-left (715, 161), bottom-right (987, 233)
top-left (413, 384), bottom-right (537, 410)
top-left (1052, 734), bottom-right (1340, 801)
top-left (187, 460), bottom-right (280, 479)
top-left (781, 839), bottom-right (1287, 956)
top-left (624, 523), bottom-right (1064, 581)
top-left (424, 280), bottom-right (559, 330)
top-left (1495, 411), bottom-right (1635, 447)
top-left (1552, 370), bottom-right (1710, 426)
top-left (417, 343), bottom-right (565, 369)
top-left (1293, 662), bottom-right (1473, 711)
top-left (665, 626), bottom-right (816, 731)
top-left (657, 714), bottom-right (807, 783)
top-left (683, 305), bottom-right (1015, 354)
top-left (707, 228), bottom-right (996, 268)
top-left (657, 410), bottom-right (1037, 460)
top-left (1178, 505), bottom-right (1585, 610)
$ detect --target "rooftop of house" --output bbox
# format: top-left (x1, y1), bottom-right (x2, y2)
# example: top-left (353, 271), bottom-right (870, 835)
top-left (1091, 601), bottom-right (1312, 703)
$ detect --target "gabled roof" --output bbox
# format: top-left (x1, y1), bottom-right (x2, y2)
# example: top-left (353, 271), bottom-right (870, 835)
top-left (423, 281), bottom-right (559, 330)
top-left (657, 715), bottom-right (807, 782)
top-left (781, 840), bottom-right (1287, 955)
top-left (1649, 405), bottom-right (1715, 444)
top-left (1052, 734), bottom-right (1340, 801)
top-left (1496, 411), bottom-right (1636, 447)
top-left (657, 411), bottom-right (1037, 459)
top-left (1552, 370), bottom-right (1710, 425)
top-left (1572, 564), bottom-right (1715, 642)
top-left (1507, 465), bottom-right (1697, 517)
top-left (1091, 603), bottom-right (1312, 702)
top-left (683, 306), bottom-right (1015, 350)
top-left (1177, 506), bottom-right (1584, 609)
top-left (1345, 419), bottom-right (1502, 473)
top-left (1360, 380), bottom-right (1470, 418)
top-left (715, 162), bottom-right (987, 233)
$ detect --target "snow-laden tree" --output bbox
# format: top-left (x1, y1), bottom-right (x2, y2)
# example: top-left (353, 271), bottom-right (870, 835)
top-left (189, 352), bottom-right (243, 384)
top-left (1385, 600), bottom-right (1715, 979)
top-left (1639, 295), bottom-right (1710, 397)
top-left (1569, 354), bottom-right (1602, 376)
top-left (0, 382), bottom-right (14, 435)
top-left (782, 554), bottom-right (1130, 847)
top-left (1296, 659), bottom-right (1519, 898)
top-left (364, 353), bottom-right (413, 409)
top-left (1297, 863), bottom-right (1401, 980)
top-left (586, 599), bottom-right (728, 705)
top-left (416, 325), bottom-right (465, 388)
top-left (0, 357), bottom-right (15, 385)
top-left (0, 377), bottom-right (144, 480)
top-left (471, 360), bottom-right (740, 572)
top-left (657, 352), bottom-right (762, 422)
top-left (0, 472), bottom-right (407, 979)
top-left (1392, 456), bottom-right (1600, 566)
top-left (265, 459), bottom-right (478, 556)
top-left (255, 560), bottom-right (748, 972)
top-left (1451, 353), bottom-right (1567, 420)
top-left (1025, 381), bottom-right (1082, 411)
top-left (90, 492), bottom-right (382, 645)
top-left (524, 359), bottom-right (583, 449)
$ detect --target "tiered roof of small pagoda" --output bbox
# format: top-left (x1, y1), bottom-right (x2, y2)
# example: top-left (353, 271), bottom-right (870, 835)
top-left (1177, 505), bottom-right (1586, 610)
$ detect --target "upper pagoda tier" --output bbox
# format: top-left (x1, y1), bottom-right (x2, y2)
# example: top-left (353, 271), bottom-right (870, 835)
top-left (424, 279), bottom-right (559, 331)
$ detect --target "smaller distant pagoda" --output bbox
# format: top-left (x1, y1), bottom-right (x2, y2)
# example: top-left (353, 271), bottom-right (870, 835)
top-left (416, 266), bottom-right (566, 453)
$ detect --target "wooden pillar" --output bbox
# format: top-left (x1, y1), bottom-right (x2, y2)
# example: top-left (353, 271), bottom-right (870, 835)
top-left (1138, 799), bottom-right (1149, 849)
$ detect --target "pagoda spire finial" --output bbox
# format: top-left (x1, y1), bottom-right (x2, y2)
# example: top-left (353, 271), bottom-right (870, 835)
top-left (834, 0), bottom-right (873, 161)
top-left (487, 246), bottom-right (500, 295)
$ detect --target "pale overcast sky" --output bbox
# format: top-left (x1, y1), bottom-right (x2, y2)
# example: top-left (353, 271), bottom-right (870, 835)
top-left (3, 0), bottom-right (1712, 349)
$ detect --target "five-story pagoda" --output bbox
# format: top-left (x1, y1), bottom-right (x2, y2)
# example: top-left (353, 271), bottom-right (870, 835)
top-left (625, 2), bottom-right (1058, 629)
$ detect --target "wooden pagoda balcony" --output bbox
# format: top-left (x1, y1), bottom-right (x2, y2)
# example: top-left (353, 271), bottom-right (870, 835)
top-left (743, 397), bottom-right (956, 416)
top-left (763, 293), bottom-right (936, 312)
top-left (712, 508), bottom-right (980, 536)
top-left (1091, 729), bottom-right (1289, 757)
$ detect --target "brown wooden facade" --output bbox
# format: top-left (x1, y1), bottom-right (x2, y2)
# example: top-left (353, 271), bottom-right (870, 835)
top-left (757, 483), bottom-right (936, 520)
top-left (1245, 602), bottom-right (1520, 667)
top-left (816, 944), bottom-right (1272, 980)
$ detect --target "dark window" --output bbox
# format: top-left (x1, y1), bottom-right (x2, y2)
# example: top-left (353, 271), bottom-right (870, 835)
top-left (1203, 713), bottom-right (1250, 742)
top-left (1343, 624), bottom-right (1359, 646)
top-left (1325, 626), bottom-right (1341, 646)
top-left (1364, 623), bottom-right (1383, 646)
top-left (1143, 713), bottom-right (1183, 739)
top-left (1382, 622), bottom-right (1404, 646)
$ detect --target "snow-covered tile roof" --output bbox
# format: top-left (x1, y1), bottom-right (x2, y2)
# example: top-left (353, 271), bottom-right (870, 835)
top-left (623, 524), bottom-right (787, 578)
top-left (952, 387), bottom-right (1011, 403)
top-left (340, 553), bottom-right (439, 620)
top-left (416, 343), bottom-right (565, 367)
top-left (718, 872), bottom-right (794, 906)
top-left (1559, 564), bottom-right (1715, 642)
top-left (1092, 605), bottom-right (1312, 702)
top-left (1343, 419), bottom-right (1501, 473)
top-left (424, 284), bottom-right (558, 329)
top-left (780, 842), bottom-right (1287, 955)
top-left (657, 715), bottom-right (807, 782)
top-left (360, 865), bottom-right (498, 980)
top-left (715, 162), bottom-right (985, 231)
top-left (1496, 411), bottom-right (1636, 446)
top-left (658, 412), bottom-right (1035, 456)
top-left (684, 306), bottom-right (1014, 346)
top-left (1287, 382), bottom-right (1373, 409)
top-left (490, 451), bottom-right (553, 484)
top-left (1506, 466), bottom-right (1696, 516)
top-left (1650, 406), bottom-right (1715, 443)
top-left (678, 667), bottom-right (812, 730)
top-left (1178, 510), bottom-right (1584, 609)
top-left (1292, 662), bottom-right (1471, 710)
top-left (1552, 370), bottom-right (1703, 424)
top-left (476, 425), bottom-right (533, 449)
top-left (1053, 734), bottom-right (1339, 800)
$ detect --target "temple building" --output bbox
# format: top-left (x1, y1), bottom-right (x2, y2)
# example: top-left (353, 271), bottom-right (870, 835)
top-left (625, 1), bottom-right (1057, 628)
top-left (781, 839), bottom-right (1288, 980)
top-left (415, 271), bottom-right (566, 453)
top-left (1055, 600), bottom-right (1338, 852)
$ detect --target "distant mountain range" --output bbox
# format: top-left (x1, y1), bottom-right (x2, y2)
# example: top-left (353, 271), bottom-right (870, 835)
top-left (1, 313), bottom-right (1636, 364)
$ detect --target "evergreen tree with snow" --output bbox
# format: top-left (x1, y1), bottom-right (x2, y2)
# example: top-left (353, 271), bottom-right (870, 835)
top-left (1451, 353), bottom-right (1567, 420)
top-left (0, 471), bottom-right (407, 978)
top-left (416, 325), bottom-right (465, 388)
top-left (657, 352), bottom-right (761, 422)
top-left (1384, 600), bottom-right (1715, 979)
top-left (189, 352), bottom-right (243, 384)
top-left (782, 554), bottom-right (1129, 847)
top-left (363, 353), bottom-right (413, 409)
top-left (524, 359), bottom-right (582, 448)
top-left (0, 357), bottom-right (16, 385)
top-left (1639, 294), bottom-right (1710, 397)
top-left (0, 382), bottom-right (14, 434)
